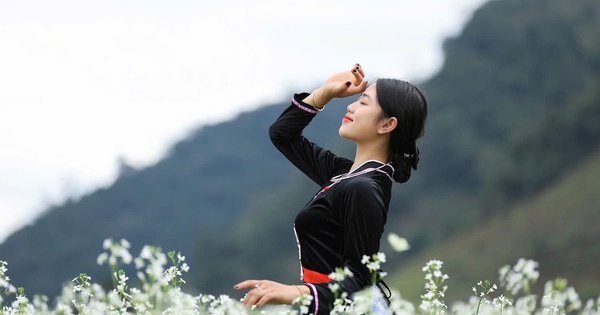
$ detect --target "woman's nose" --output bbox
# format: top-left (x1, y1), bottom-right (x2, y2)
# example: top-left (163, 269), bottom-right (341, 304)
top-left (347, 101), bottom-right (356, 113)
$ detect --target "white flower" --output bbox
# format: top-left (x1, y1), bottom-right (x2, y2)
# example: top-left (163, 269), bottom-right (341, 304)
top-left (134, 257), bottom-right (145, 269)
top-left (328, 283), bottom-right (340, 293)
top-left (366, 261), bottom-right (381, 272)
top-left (423, 260), bottom-right (443, 272)
top-left (181, 263), bottom-right (190, 272)
top-left (97, 253), bottom-right (108, 265)
top-left (329, 266), bottom-right (354, 282)
top-left (329, 271), bottom-right (344, 282)
top-left (361, 255), bottom-right (370, 265)
top-left (387, 233), bottom-right (411, 252)
top-left (119, 239), bottom-right (131, 249)
top-left (343, 266), bottom-right (353, 277)
top-left (140, 245), bottom-right (153, 260)
top-left (103, 238), bottom-right (113, 250)
top-left (116, 247), bottom-right (133, 264)
top-left (376, 252), bottom-right (387, 263)
top-left (492, 294), bottom-right (512, 309)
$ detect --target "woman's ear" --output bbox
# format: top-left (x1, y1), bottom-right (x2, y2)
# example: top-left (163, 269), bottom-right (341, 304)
top-left (378, 117), bottom-right (398, 134)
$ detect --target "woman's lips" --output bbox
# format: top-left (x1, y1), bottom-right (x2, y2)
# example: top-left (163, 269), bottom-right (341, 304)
top-left (342, 115), bottom-right (353, 123)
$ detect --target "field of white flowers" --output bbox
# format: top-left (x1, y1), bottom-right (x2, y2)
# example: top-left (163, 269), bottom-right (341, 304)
top-left (1, 235), bottom-right (599, 315)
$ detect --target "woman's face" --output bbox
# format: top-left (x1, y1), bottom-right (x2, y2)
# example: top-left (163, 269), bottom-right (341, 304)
top-left (338, 83), bottom-right (386, 143)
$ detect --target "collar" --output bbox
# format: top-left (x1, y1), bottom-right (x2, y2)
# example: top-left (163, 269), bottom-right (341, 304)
top-left (344, 160), bottom-right (394, 181)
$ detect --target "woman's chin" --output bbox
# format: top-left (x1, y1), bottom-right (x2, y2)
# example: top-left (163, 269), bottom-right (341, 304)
top-left (338, 128), bottom-right (352, 141)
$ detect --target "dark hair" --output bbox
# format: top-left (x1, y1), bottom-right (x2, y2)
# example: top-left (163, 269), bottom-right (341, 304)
top-left (376, 78), bottom-right (428, 183)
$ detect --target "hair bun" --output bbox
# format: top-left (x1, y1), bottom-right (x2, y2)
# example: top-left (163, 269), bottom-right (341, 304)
top-left (409, 147), bottom-right (420, 170)
top-left (400, 145), bottom-right (419, 170)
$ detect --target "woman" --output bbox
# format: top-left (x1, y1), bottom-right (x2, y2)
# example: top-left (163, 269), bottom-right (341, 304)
top-left (234, 64), bottom-right (428, 314)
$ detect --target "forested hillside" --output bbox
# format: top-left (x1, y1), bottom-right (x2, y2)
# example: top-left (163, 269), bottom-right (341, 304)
top-left (1, 0), bottom-right (599, 303)
top-left (389, 148), bottom-right (600, 302)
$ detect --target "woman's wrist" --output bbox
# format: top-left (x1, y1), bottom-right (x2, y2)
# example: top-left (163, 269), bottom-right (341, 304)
top-left (302, 88), bottom-right (328, 111)
top-left (291, 284), bottom-right (310, 305)
top-left (294, 284), bottom-right (310, 296)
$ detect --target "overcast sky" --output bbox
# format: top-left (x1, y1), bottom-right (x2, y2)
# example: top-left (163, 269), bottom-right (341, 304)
top-left (0, 0), bottom-right (488, 243)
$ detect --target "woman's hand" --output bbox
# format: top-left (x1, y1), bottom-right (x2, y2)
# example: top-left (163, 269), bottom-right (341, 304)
top-left (234, 279), bottom-right (310, 308)
top-left (305, 63), bottom-right (368, 109)
top-left (322, 63), bottom-right (368, 99)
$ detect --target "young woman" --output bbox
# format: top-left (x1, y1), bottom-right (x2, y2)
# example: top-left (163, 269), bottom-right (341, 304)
top-left (234, 64), bottom-right (428, 314)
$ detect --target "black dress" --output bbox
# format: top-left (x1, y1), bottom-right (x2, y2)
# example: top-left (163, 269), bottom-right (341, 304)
top-left (269, 93), bottom-right (393, 314)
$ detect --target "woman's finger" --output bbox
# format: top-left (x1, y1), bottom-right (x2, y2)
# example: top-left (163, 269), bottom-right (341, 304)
top-left (242, 291), bottom-right (260, 307)
top-left (343, 79), bottom-right (368, 97)
top-left (242, 286), bottom-right (267, 306)
top-left (355, 63), bottom-right (365, 77)
top-left (255, 291), bottom-right (272, 308)
top-left (358, 79), bottom-right (368, 91)
top-left (235, 280), bottom-right (271, 308)
top-left (351, 68), bottom-right (364, 86)
top-left (233, 279), bottom-right (260, 290)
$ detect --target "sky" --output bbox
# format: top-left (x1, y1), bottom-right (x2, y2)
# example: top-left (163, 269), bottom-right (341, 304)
top-left (0, 0), bottom-right (488, 243)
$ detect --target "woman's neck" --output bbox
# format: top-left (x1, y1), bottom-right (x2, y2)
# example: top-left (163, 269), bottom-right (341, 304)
top-left (350, 141), bottom-right (389, 172)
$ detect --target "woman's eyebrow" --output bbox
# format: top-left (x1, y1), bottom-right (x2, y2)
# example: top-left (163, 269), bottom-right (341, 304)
top-left (362, 93), bottom-right (372, 101)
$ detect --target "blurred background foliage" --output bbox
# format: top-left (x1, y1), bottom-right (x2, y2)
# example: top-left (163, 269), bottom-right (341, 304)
top-left (1, 0), bottom-right (599, 305)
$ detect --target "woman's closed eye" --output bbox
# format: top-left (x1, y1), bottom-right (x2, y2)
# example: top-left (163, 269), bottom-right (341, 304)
top-left (359, 91), bottom-right (374, 105)
top-left (358, 94), bottom-right (368, 105)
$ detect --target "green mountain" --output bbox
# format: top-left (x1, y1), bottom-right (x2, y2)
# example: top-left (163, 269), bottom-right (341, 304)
top-left (388, 147), bottom-right (600, 303)
top-left (1, 0), bottom-right (599, 303)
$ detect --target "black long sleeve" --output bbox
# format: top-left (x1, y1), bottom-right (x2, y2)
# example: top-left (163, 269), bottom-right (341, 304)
top-left (269, 93), bottom-right (352, 186)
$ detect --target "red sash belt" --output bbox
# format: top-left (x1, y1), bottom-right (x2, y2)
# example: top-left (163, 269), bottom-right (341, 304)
top-left (302, 267), bottom-right (331, 284)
